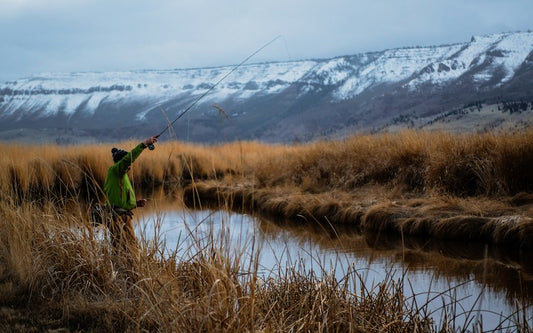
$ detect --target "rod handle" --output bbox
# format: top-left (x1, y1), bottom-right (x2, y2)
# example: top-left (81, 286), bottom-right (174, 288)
top-left (147, 134), bottom-right (160, 150)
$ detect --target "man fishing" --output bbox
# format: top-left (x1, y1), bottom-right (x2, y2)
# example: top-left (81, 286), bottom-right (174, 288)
top-left (100, 37), bottom-right (279, 270)
top-left (103, 135), bottom-right (158, 270)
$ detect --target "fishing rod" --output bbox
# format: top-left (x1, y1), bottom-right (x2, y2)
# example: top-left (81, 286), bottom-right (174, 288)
top-left (148, 35), bottom-right (282, 150)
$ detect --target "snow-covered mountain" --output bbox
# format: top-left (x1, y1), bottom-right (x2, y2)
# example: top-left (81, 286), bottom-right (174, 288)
top-left (1, 31), bottom-right (532, 143)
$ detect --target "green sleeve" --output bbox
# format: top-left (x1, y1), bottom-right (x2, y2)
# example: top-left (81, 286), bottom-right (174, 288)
top-left (103, 142), bottom-right (147, 210)
top-left (115, 143), bottom-right (146, 175)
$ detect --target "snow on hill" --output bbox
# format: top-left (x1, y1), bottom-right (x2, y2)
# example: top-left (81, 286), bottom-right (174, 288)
top-left (1, 31), bottom-right (532, 143)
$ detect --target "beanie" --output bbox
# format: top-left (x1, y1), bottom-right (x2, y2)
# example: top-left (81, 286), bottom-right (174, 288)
top-left (111, 147), bottom-right (128, 163)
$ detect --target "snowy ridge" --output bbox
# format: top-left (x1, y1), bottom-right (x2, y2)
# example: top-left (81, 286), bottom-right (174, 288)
top-left (1, 31), bottom-right (532, 119)
top-left (0, 61), bottom-right (320, 118)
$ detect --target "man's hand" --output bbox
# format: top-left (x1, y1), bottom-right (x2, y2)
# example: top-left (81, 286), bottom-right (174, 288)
top-left (136, 199), bottom-right (147, 208)
top-left (143, 135), bottom-right (159, 147)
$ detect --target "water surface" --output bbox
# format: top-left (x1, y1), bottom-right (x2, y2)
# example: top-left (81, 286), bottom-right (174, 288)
top-left (136, 207), bottom-right (533, 331)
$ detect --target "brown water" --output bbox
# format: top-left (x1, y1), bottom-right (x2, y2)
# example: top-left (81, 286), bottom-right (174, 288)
top-left (135, 207), bottom-right (533, 331)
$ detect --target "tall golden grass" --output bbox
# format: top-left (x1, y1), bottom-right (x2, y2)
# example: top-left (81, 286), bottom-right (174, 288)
top-left (0, 198), bottom-right (456, 332)
top-left (182, 131), bottom-right (533, 247)
top-left (1, 197), bottom-right (529, 331)
top-left (248, 130), bottom-right (533, 195)
top-left (2, 130), bottom-right (533, 246)
top-left (1, 130), bottom-right (532, 331)
top-left (2, 130), bottom-right (532, 201)
top-left (0, 140), bottom-right (234, 204)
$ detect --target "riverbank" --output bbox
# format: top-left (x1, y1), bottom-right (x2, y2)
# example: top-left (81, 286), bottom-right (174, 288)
top-left (1, 130), bottom-right (532, 330)
top-left (0, 200), bottom-right (455, 332)
top-left (2, 130), bottom-right (532, 248)
top-left (183, 182), bottom-right (533, 248)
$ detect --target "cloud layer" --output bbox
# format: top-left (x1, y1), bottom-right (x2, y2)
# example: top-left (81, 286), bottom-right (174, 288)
top-left (1, 0), bottom-right (531, 82)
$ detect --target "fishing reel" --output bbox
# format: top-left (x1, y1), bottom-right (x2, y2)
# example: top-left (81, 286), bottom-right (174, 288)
top-left (147, 134), bottom-right (160, 150)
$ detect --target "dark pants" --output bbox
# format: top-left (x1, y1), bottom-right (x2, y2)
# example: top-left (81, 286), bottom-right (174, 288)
top-left (106, 212), bottom-right (140, 272)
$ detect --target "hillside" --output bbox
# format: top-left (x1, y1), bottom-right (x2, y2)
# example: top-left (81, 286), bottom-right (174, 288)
top-left (1, 31), bottom-right (532, 143)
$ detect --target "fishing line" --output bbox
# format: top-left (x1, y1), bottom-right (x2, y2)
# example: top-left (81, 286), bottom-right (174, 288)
top-left (149, 35), bottom-right (283, 149)
top-left (281, 35), bottom-right (293, 62)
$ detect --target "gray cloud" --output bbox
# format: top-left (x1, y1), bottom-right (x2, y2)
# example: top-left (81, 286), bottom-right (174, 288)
top-left (1, 0), bottom-right (531, 82)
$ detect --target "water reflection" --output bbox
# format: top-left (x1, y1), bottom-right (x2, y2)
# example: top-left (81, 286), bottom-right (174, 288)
top-left (135, 206), bottom-right (533, 331)
top-left (257, 216), bottom-right (533, 303)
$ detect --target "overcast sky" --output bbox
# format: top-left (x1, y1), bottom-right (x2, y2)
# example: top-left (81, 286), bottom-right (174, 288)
top-left (1, 0), bottom-right (531, 83)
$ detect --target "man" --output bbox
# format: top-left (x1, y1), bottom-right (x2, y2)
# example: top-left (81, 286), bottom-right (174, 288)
top-left (103, 135), bottom-right (158, 269)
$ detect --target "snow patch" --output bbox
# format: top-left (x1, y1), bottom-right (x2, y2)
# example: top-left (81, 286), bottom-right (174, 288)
top-left (1, 32), bottom-right (532, 118)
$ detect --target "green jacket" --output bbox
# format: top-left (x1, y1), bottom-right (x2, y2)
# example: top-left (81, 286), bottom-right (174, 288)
top-left (104, 143), bottom-right (146, 210)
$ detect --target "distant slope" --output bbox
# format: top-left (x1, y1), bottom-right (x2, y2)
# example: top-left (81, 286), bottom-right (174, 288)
top-left (1, 31), bottom-right (532, 143)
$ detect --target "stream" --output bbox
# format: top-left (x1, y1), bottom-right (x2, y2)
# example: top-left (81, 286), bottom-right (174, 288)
top-left (135, 207), bottom-right (532, 331)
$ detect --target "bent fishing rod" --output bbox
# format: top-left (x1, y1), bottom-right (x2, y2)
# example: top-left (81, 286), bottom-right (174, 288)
top-left (148, 35), bottom-right (282, 150)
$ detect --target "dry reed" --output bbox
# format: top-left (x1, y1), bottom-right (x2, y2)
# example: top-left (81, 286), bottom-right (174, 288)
top-left (0, 197), bottom-right (464, 332)
top-left (1, 130), bottom-right (532, 331)
top-left (2, 130), bottom-right (532, 201)
top-left (2, 130), bottom-right (532, 247)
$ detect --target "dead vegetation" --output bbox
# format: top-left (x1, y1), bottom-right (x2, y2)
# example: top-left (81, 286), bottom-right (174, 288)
top-left (1, 130), bottom-right (532, 331)
top-left (1, 130), bottom-right (532, 245)
top-left (0, 198), bottom-right (451, 332)
top-left (182, 130), bottom-right (533, 248)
